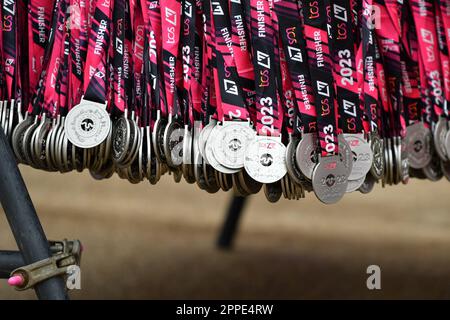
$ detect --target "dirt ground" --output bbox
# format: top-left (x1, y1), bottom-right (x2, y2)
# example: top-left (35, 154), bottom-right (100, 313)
top-left (0, 165), bottom-right (450, 299)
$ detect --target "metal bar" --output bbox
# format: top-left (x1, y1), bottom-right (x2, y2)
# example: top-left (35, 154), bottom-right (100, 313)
top-left (0, 251), bottom-right (23, 278)
top-left (0, 129), bottom-right (68, 300)
top-left (216, 196), bottom-right (248, 250)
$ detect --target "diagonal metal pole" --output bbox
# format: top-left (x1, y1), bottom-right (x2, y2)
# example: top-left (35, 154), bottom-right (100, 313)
top-left (216, 196), bottom-right (248, 250)
top-left (0, 129), bottom-right (68, 300)
top-left (0, 251), bottom-right (23, 278)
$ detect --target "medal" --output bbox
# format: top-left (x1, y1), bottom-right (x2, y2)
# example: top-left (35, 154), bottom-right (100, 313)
top-left (244, 136), bottom-right (287, 184)
top-left (244, 0), bottom-right (287, 184)
top-left (312, 155), bottom-right (349, 204)
top-left (65, 0), bottom-right (113, 149)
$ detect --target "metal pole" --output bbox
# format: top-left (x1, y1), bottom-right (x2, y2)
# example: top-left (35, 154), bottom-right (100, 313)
top-left (0, 251), bottom-right (23, 278)
top-left (0, 129), bottom-right (68, 299)
top-left (216, 196), bottom-right (247, 250)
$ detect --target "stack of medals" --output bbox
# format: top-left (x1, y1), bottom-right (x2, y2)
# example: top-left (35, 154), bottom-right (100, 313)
top-left (1, 0), bottom-right (450, 204)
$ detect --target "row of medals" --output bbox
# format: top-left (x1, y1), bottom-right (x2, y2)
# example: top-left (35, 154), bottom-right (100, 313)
top-left (2, 97), bottom-right (450, 204)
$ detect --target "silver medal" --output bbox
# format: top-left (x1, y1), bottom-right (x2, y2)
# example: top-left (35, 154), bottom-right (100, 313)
top-left (406, 122), bottom-right (431, 169)
top-left (370, 133), bottom-right (384, 179)
top-left (204, 124), bottom-right (240, 174)
top-left (263, 181), bottom-right (283, 203)
top-left (338, 134), bottom-right (353, 177)
top-left (244, 136), bottom-right (287, 184)
top-left (286, 136), bottom-right (307, 185)
top-left (295, 132), bottom-right (318, 180)
top-left (344, 133), bottom-right (373, 180)
top-left (238, 170), bottom-right (263, 194)
top-left (346, 176), bottom-right (365, 193)
top-left (202, 161), bottom-right (220, 193)
top-left (163, 116), bottom-right (184, 167)
top-left (433, 117), bottom-right (448, 160)
top-left (358, 173), bottom-right (377, 194)
top-left (152, 110), bottom-right (167, 162)
top-left (210, 121), bottom-right (256, 170)
top-left (444, 127), bottom-right (450, 159)
top-left (198, 119), bottom-right (216, 158)
top-left (422, 148), bottom-right (443, 182)
top-left (112, 114), bottom-right (131, 164)
top-left (65, 99), bottom-right (111, 148)
top-left (12, 115), bottom-right (32, 163)
top-left (400, 136), bottom-right (410, 184)
top-left (182, 125), bottom-right (196, 184)
top-left (311, 155), bottom-right (348, 204)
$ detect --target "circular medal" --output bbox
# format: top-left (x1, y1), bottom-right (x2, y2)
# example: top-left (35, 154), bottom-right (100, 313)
top-left (358, 173), bottom-right (376, 194)
top-left (391, 137), bottom-right (400, 185)
top-left (344, 133), bottom-right (373, 180)
top-left (182, 126), bottom-right (196, 184)
top-left (370, 133), bottom-right (384, 179)
top-left (406, 122), bottom-right (431, 169)
top-left (22, 118), bottom-right (40, 166)
top-left (444, 128), bottom-right (450, 159)
top-left (295, 132), bottom-right (318, 180)
top-left (198, 120), bottom-right (216, 158)
top-left (311, 155), bottom-right (348, 204)
top-left (433, 117), bottom-right (448, 161)
top-left (34, 117), bottom-right (52, 169)
top-left (204, 125), bottom-right (239, 174)
top-left (440, 160), bottom-right (450, 182)
top-left (194, 151), bottom-right (208, 190)
top-left (286, 136), bottom-right (307, 185)
top-left (46, 119), bottom-right (59, 171)
top-left (238, 170), bottom-right (263, 194)
top-left (163, 118), bottom-right (184, 167)
top-left (338, 135), bottom-right (353, 177)
top-left (65, 100), bottom-right (111, 149)
top-left (385, 138), bottom-right (394, 185)
top-left (232, 173), bottom-right (250, 197)
top-left (210, 121), bottom-right (256, 170)
top-left (346, 176), bottom-right (365, 193)
top-left (112, 115), bottom-right (130, 164)
top-left (12, 116), bottom-right (33, 163)
top-left (122, 117), bottom-right (141, 166)
top-left (400, 136), bottom-right (410, 184)
top-left (152, 112), bottom-right (167, 162)
top-left (244, 136), bottom-right (287, 184)
top-left (409, 167), bottom-right (427, 179)
top-left (422, 150), bottom-right (443, 182)
top-left (202, 162), bottom-right (221, 193)
top-left (145, 126), bottom-right (153, 181)
top-left (215, 171), bottom-right (228, 192)
top-left (263, 181), bottom-right (282, 203)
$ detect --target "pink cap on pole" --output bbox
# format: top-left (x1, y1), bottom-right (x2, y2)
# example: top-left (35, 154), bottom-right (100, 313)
top-left (8, 275), bottom-right (24, 287)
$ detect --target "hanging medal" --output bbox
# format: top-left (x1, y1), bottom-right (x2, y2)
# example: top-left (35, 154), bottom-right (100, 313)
top-left (64, 0), bottom-right (114, 149)
top-left (243, 0), bottom-right (287, 184)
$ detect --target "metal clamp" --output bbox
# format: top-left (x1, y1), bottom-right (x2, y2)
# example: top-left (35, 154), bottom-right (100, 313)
top-left (10, 239), bottom-right (82, 291)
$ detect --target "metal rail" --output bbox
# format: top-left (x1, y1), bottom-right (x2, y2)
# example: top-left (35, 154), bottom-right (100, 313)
top-left (0, 129), bottom-right (68, 300)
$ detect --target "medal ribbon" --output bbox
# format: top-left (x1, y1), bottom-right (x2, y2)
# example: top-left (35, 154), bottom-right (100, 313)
top-left (302, 0), bottom-right (338, 156)
top-left (375, 0), bottom-right (405, 137)
top-left (361, 0), bottom-right (381, 134)
top-left (160, 0), bottom-right (182, 118)
top-left (2, 0), bottom-right (17, 103)
top-left (82, 0), bottom-right (114, 106)
top-left (211, 0), bottom-right (250, 122)
top-left (274, 0), bottom-right (317, 136)
top-left (410, 0), bottom-right (445, 124)
top-left (249, 0), bottom-right (282, 137)
top-left (331, 0), bottom-right (363, 135)
top-left (28, 0), bottom-right (53, 109)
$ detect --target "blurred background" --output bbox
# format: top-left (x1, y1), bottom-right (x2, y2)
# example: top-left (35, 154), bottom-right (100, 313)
top-left (1, 165), bottom-right (450, 299)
